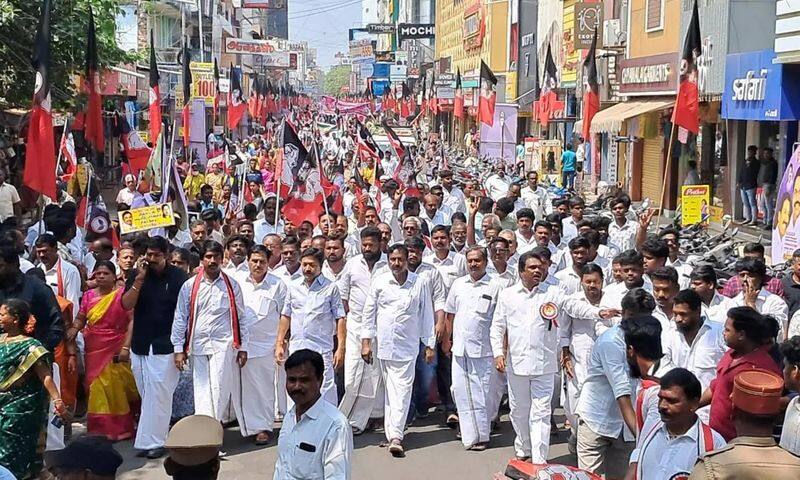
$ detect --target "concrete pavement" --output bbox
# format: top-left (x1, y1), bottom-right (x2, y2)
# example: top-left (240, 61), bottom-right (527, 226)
top-left (114, 411), bottom-right (576, 479)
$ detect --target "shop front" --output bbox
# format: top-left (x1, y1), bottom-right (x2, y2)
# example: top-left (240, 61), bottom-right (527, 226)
top-left (721, 49), bottom-right (800, 221)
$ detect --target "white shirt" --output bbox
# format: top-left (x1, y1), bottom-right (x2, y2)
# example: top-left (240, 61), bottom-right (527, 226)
top-left (0, 183), bottom-right (19, 221)
top-left (515, 230), bottom-right (538, 254)
top-left (273, 264), bottom-right (303, 284)
top-left (235, 272), bottom-right (286, 358)
top-left (274, 396), bottom-right (353, 480)
top-left (172, 272), bottom-right (251, 354)
top-left (661, 318), bottom-right (727, 390)
top-left (703, 291), bottom-right (733, 324)
top-left (562, 216), bottom-right (580, 243)
top-left (485, 260), bottom-right (518, 286)
top-left (223, 259), bottom-right (250, 277)
top-left (520, 184), bottom-right (548, 220)
top-left (576, 325), bottom-right (635, 440)
top-left (338, 254), bottom-right (388, 333)
top-left (115, 187), bottom-right (136, 207)
top-left (445, 273), bottom-right (506, 358)
top-left (254, 218), bottom-right (286, 244)
top-left (607, 219), bottom-right (639, 253)
top-left (666, 258), bottom-right (693, 289)
top-left (555, 267), bottom-right (582, 296)
top-left (424, 251), bottom-right (467, 293)
top-left (362, 270), bottom-right (436, 361)
top-left (484, 174), bottom-right (511, 201)
top-left (19, 256), bottom-right (34, 273)
top-left (419, 208), bottom-right (451, 231)
top-left (40, 259), bottom-right (81, 320)
top-left (558, 291), bottom-right (602, 365)
top-left (407, 262), bottom-right (447, 312)
top-left (168, 228), bottom-right (192, 248)
top-left (441, 186), bottom-right (466, 214)
top-left (780, 396), bottom-right (800, 455)
top-left (630, 417), bottom-right (726, 480)
top-left (491, 280), bottom-right (600, 376)
top-left (731, 289), bottom-right (789, 341)
top-left (597, 278), bottom-right (654, 334)
top-left (322, 261), bottom-right (345, 282)
top-left (282, 275), bottom-right (346, 354)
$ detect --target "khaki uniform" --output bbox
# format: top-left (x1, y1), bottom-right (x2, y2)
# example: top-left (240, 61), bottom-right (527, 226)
top-left (688, 436), bottom-right (800, 479)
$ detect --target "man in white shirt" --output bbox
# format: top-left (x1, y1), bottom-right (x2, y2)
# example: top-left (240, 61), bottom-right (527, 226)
top-left (234, 245), bottom-right (286, 445)
top-left (425, 225), bottom-right (467, 293)
top-left (34, 234), bottom-right (81, 319)
top-left (491, 246), bottom-right (615, 463)
top-left (253, 195), bottom-right (285, 243)
top-left (274, 349), bottom-right (353, 480)
top-left (599, 250), bottom-right (654, 331)
top-left (484, 164), bottom-right (511, 202)
top-left (419, 193), bottom-right (451, 231)
top-left (361, 244), bottom-right (436, 457)
top-left (626, 369), bottom-right (726, 480)
top-left (607, 195), bottom-right (639, 253)
top-left (729, 257), bottom-right (789, 340)
top-left (689, 265), bottom-right (733, 324)
top-left (560, 197), bottom-right (584, 243)
top-left (276, 247), bottom-right (347, 406)
top-left (445, 246), bottom-right (505, 450)
top-left (661, 289), bottom-right (726, 391)
top-left (486, 237), bottom-right (517, 287)
top-left (439, 170), bottom-right (466, 214)
top-left (322, 236), bottom-right (346, 281)
top-left (171, 240), bottom-right (251, 422)
top-left (223, 234), bottom-right (251, 276)
top-left (337, 227), bottom-right (388, 434)
top-left (555, 236), bottom-right (593, 295)
top-left (520, 171), bottom-right (549, 221)
top-left (515, 209), bottom-right (538, 254)
top-left (115, 174), bottom-right (137, 208)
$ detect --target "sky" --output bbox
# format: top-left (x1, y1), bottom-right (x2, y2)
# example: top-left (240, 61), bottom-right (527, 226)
top-left (288, 0), bottom-right (363, 70)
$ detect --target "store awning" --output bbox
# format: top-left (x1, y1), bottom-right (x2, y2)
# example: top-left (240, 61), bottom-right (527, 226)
top-left (590, 100), bottom-right (674, 134)
top-left (573, 120), bottom-right (582, 133)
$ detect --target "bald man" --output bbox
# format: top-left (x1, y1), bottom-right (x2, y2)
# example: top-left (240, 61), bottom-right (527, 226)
top-left (84, 237), bottom-right (117, 275)
top-left (420, 194), bottom-right (452, 232)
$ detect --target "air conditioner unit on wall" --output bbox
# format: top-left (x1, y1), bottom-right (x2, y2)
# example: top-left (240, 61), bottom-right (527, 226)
top-left (603, 19), bottom-right (624, 48)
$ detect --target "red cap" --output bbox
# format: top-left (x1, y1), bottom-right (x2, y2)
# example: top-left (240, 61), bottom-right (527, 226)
top-left (733, 369), bottom-right (784, 416)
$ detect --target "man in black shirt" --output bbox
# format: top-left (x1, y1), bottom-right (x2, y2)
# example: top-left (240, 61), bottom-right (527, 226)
top-left (122, 236), bottom-right (187, 459)
top-left (737, 145), bottom-right (760, 225)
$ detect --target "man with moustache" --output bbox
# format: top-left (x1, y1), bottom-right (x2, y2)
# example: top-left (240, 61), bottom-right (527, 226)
top-left (223, 234), bottom-right (251, 275)
top-left (234, 245), bottom-right (287, 445)
top-left (649, 266), bottom-right (681, 332)
top-left (322, 236), bottom-right (347, 281)
top-left (338, 227), bottom-right (388, 434)
top-left (598, 250), bottom-right (653, 332)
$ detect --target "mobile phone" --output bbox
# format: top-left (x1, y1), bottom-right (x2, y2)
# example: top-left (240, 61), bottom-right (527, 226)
top-left (51, 416), bottom-right (63, 428)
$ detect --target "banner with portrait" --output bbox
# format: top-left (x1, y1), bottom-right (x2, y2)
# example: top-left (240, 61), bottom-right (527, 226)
top-left (772, 146), bottom-right (800, 263)
top-left (118, 203), bottom-right (175, 235)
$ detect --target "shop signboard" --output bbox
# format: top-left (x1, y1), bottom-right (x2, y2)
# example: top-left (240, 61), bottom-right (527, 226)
top-left (680, 185), bottom-right (711, 226)
top-left (175, 62), bottom-right (216, 107)
top-left (224, 38), bottom-right (282, 55)
top-left (721, 49), bottom-right (800, 121)
top-left (349, 39), bottom-right (374, 62)
top-left (618, 53), bottom-right (679, 96)
top-left (397, 23), bottom-right (435, 40)
top-left (367, 23), bottom-right (395, 34)
top-left (389, 65), bottom-right (407, 82)
top-left (561, 0), bottom-right (579, 86)
top-left (574, 3), bottom-right (603, 49)
top-left (772, 145), bottom-right (800, 263)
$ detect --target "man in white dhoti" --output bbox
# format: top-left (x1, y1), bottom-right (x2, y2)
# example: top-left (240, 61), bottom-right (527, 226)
top-left (337, 227), bottom-right (387, 434)
top-left (491, 246), bottom-right (616, 463)
top-left (444, 246), bottom-right (505, 450)
top-left (171, 240), bottom-right (251, 423)
top-left (272, 235), bottom-right (303, 420)
top-left (235, 244), bottom-right (287, 445)
top-left (276, 247), bottom-right (346, 406)
top-left (361, 243), bottom-right (436, 457)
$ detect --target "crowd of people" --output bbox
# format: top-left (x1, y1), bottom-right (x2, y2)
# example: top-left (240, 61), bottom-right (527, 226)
top-left (1, 110), bottom-right (800, 480)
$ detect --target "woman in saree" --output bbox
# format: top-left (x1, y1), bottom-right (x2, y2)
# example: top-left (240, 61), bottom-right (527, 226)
top-left (0, 299), bottom-right (66, 479)
top-left (72, 260), bottom-right (139, 440)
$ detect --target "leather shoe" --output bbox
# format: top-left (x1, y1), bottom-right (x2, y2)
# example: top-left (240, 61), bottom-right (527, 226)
top-left (146, 447), bottom-right (166, 459)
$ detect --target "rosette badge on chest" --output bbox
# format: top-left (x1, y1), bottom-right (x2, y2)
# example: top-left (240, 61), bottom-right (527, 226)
top-left (540, 302), bottom-right (559, 330)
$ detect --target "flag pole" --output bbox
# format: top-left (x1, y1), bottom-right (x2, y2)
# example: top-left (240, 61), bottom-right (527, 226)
top-left (55, 116), bottom-right (69, 177)
top-left (311, 116), bottom-right (330, 219)
top-left (274, 118), bottom-right (285, 228)
top-left (655, 121), bottom-right (678, 231)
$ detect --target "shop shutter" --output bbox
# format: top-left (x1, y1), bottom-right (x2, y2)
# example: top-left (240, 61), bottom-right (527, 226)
top-left (641, 135), bottom-right (664, 206)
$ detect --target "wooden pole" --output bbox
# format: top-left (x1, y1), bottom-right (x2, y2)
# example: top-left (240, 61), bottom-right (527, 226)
top-left (655, 121), bottom-right (679, 232)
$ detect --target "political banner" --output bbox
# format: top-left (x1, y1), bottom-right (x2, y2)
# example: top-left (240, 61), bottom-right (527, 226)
top-left (772, 146), bottom-right (800, 263)
top-left (680, 185), bottom-right (710, 227)
top-left (118, 203), bottom-right (176, 235)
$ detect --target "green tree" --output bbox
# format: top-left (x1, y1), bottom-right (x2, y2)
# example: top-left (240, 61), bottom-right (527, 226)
top-left (323, 65), bottom-right (351, 96)
top-left (0, 0), bottom-right (135, 110)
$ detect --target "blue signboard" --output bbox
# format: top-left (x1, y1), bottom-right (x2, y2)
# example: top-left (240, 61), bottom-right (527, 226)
top-left (371, 62), bottom-right (391, 79)
top-left (721, 49), bottom-right (800, 121)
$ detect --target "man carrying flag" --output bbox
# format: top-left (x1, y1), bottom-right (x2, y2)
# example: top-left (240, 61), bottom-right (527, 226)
top-left (672, 0), bottom-right (702, 135)
top-left (148, 30), bottom-right (162, 143)
top-left (454, 69), bottom-right (465, 119)
top-left (478, 60), bottom-right (497, 126)
top-left (228, 64), bottom-right (247, 129)
top-left (181, 38), bottom-right (192, 149)
top-left (24, 0), bottom-right (57, 201)
top-left (581, 28), bottom-right (600, 143)
top-left (85, 7), bottom-right (104, 153)
top-left (537, 43), bottom-right (558, 129)
top-left (279, 122), bottom-right (325, 225)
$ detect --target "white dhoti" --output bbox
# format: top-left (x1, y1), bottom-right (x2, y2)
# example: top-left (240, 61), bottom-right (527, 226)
top-left (451, 355), bottom-right (502, 448)
top-left (131, 352), bottom-right (180, 450)
top-left (231, 356), bottom-right (276, 437)
top-left (275, 364), bottom-right (287, 418)
top-left (380, 358), bottom-right (415, 442)
top-left (339, 335), bottom-right (383, 430)
top-left (562, 359), bottom-right (589, 432)
top-left (192, 348), bottom-right (239, 421)
top-left (507, 370), bottom-right (555, 463)
top-left (45, 363), bottom-right (65, 451)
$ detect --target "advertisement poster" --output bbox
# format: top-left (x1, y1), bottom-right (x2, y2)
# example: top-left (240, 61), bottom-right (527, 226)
top-left (681, 185), bottom-right (710, 226)
top-left (479, 104), bottom-right (518, 164)
top-left (118, 203), bottom-right (175, 235)
top-left (772, 146), bottom-right (800, 263)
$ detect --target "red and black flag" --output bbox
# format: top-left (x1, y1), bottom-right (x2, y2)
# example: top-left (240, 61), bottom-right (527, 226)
top-left (279, 121), bottom-right (325, 225)
top-left (454, 69), bottom-right (465, 119)
top-left (212, 58), bottom-right (220, 126)
top-left (478, 60), bottom-right (497, 126)
top-left (181, 38), bottom-right (192, 148)
top-left (537, 43), bottom-right (558, 128)
top-left (383, 123), bottom-right (406, 159)
top-left (581, 27), bottom-right (600, 141)
top-left (148, 29), bottom-right (162, 143)
top-left (265, 79), bottom-right (277, 115)
top-left (400, 82), bottom-right (411, 117)
top-left (672, 0), bottom-right (702, 134)
top-left (84, 7), bottom-right (104, 152)
top-left (227, 64), bottom-right (247, 129)
top-left (248, 75), bottom-right (260, 121)
top-left (429, 72), bottom-right (439, 115)
top-left (24, 0), bottom-right (57, 200)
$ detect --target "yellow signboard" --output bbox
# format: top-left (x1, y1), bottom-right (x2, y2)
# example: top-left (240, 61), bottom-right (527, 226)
top-left (561, 0), bottom-right (579, 86)
top-left (118, 203), bottom-right (176, 235)
top-left (681, 185), bottom-right (711, 226)
top-left (175, 62), bottom-right (215, 107)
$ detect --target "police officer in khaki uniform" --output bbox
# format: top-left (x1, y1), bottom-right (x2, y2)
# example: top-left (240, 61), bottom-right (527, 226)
top-left (163, 415), bottom-right (224, 480)
top-left (689, 370), bottom-right (800, 479)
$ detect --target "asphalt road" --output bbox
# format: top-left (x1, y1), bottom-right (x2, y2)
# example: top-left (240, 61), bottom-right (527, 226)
top-left (112, 410), bottom-right (576, 480)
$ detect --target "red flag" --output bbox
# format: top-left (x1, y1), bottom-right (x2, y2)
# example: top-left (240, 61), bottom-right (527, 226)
top-left (117, 115), bottom-right (152, 173)
top-left (59, 131), bottom-right (77, 182)
top-left (581, 28), bottom-right (600, 141)
top-left (478, 60), bottom-right (497, 126)
top-left (24, 0), bottom-right (57, 200)
top-left (672, 0), bottom-right (701, 134)
top-left (227, 64), bottom-right (247, 129)
top-left (181, 39), bottom-right (192, 148)
top-left (454, 69), bottom-right (465, 119)
top-left (384, 124), bottom-right (406, 159)
top-left (248, 75), bottom-right (261, 120)
top-left (148, 30), bottom-right (162, 143)
top-left (84, 8), bottom-right (104, 152)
